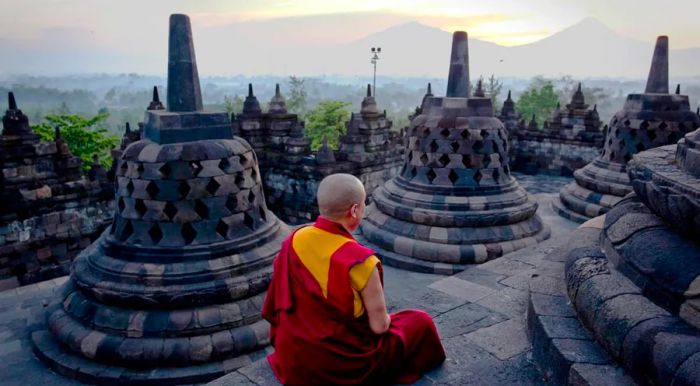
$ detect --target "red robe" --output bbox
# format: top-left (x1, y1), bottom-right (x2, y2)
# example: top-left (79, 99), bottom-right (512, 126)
top-left (262, 217), bottom-right (446, 385)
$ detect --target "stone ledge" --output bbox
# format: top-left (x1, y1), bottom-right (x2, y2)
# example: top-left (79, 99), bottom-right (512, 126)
top-left (527, 231), bottom-right (636, 386)
top-left (32, 329), bottom-right (267, 385)
top-left (565, 225), bottom-right (700, 386)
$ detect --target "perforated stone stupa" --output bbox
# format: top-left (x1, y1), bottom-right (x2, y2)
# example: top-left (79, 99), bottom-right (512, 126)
top-left (31, 14), bottom-right (289, 384)
top-left (0, 93), bottom-right (112, 289)
top-left (554, 36), bottom-right (700, 223)
top-left (358, 31), bottom-right (550, 275)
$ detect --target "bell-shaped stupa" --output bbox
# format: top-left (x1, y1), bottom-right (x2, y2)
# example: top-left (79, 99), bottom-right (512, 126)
top-left (554, 36), bottom-right (700, 222)
top-left (31, 14), bottom-right (290, 384)
top-left (358, 31), bottom-right (550, 274)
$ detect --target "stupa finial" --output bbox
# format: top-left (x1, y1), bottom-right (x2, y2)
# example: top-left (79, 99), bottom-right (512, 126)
top-left (446, 31), bottom-right (470, 97)
top-left (166, 14), bottom-right (203, 112)
top-left (645, 36), bottom-right (669, 94)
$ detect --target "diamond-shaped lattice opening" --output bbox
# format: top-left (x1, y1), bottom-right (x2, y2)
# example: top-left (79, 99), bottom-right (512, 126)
top-left (668, 132), bottom-right (679, 143)
top-left (426, 168), bottom-right (437, 183)
top-left (149, 224), bottom-right (163, 244)
top-left (461, 155), bottom-right (472, 168)
top-left (146, 181), bottom-right (160, 199)
top-left (134, 199), bottom-right (147, 217)
top-left (659, 121), bottom-right (668, 130)
top-left (420, 153), bottom-right (429, 165)
top-left (614, 128), bottom-right (620, 137)
top-left (181, 223), bottom-right (197, 245)
top-left (225, 196), bottom-right (238, 213)
top-left (609, 151), bottom-right (616, 160)
top-left (163, 202), bottom-right (178, 220)
top-left (119, 161), bottom-right (128, 174)
top-left (451, 142), bottom-right (460, 153)
top-left (410, 167), bottom-right (418, 178)
top-left (177, 181), bottom-right (190, 199)
top-left (640, 120), bottom-right (650, 130)
top-left (118, 197), bottom-right (126, 213)
top-left (120, 220), bottom-right (133, 242)
top-left (423, 128), bottom-right (431, 137)
top-left (440, 128), bottom-right (450, 138)
top-left (194, 200), bottom-right (209, 219)
top-left (448, 169), bottom-right (459, 184)
top-left (240, 153), bottom-right (249, 167)
top-left (206, 178), bottom-right (220, 196)
top-left (259, 207), bottom-right (267, 223)
top-left (248, 189), bottom-right (256, 204)
top-left (189, 161), bottom-right (203, 177)
top-left (473, 141), bottom-right (484, 152)
top-left (243, 211), bottom-right (255, 230)
top-left (216, 219), bottom-right (228, 238)
top-left (235, 173), bottom-right (246, 188)
top-left (408, 152), bottom-right (413, 162)
top-left (461, 129), bottom-right (470, 140)
top-left (137, 164), bottom-right (144, 176)
top-left (623, 120), bottom-right (631, 127)
top-left (474, 170), bottom-right (483, 183)
top-left (480, 129), bottom-right (488, 138)
top-left (648, 131), bottom-right (657, 141)
top-left (429, 140), bottom-right (439, 153)
top-left (218, 158), bottom-right (230, 172)
top-left (492, 169), bottom-right (500, 181)
top-left (439, 154), bottom-right (450, 167)
top-left (126, 180), bottom-right (135, 196)
top-left (159, 163), bottom-right (171, 178)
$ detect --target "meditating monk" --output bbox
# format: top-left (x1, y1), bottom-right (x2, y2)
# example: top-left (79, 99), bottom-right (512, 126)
top-left (262, 173), bottom-right (446, 385)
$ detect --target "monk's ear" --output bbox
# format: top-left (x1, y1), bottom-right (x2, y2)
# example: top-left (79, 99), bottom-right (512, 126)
top-left (350, 203), bottom-right (359, 219)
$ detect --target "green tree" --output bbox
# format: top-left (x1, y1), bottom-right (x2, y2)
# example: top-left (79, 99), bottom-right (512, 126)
top-left (305, 100), bottom-right (350, 151)
top-left (485, 74), bottom-right (503, 112)
top-left (33, 112), bottom-right (119, 172)
top-left (287, 76), bottom-right (308, 119)
top-left (516, 82), bottom-right (559, 127)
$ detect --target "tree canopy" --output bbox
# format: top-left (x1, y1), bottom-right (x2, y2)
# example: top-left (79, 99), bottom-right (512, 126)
top-left (286, 76), bottom-right (309, 119)
top-left (305, 100), bottom-right (350, 151)
top-left (33, 112), bottom-right (119, 172)
top-left (515, 82), bottom-right (559, 127)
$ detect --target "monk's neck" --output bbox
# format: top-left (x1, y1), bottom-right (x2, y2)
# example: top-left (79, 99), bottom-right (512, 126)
top-left (316, 216), bottom-right (355, 237)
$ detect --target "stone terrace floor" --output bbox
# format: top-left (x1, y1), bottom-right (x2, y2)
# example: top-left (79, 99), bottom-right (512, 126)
top-left (0, 174), bottom-right (580, 386)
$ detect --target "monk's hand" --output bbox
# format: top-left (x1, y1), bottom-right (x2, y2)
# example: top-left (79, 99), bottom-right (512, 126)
top-left (360, 267), bottom-right (391, 334)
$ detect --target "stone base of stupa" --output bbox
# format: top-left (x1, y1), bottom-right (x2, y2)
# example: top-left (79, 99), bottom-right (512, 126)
top-left (554, 158), bottom-right (631, 223)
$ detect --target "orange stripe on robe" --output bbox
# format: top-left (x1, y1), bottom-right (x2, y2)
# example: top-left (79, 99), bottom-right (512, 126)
top-left (262, 217), bottom-right (446, 386)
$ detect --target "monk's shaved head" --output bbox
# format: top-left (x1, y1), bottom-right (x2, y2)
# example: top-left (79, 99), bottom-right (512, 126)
top-left (317, 173), bottom-right (366, 220)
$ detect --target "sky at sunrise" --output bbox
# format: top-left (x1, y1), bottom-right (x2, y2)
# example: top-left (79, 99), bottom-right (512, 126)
top-left (1, 0), bottom-right (699, 76)
top-left (2, 0), bottom-right (699, 47)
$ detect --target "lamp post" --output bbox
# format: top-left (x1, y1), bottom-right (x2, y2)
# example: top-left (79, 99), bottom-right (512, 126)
top-left (371, 47), bottom-right (381, 97)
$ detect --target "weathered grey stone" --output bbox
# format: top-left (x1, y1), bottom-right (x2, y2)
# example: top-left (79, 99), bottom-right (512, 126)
top-left (32, 13), bottom-right (290, 384)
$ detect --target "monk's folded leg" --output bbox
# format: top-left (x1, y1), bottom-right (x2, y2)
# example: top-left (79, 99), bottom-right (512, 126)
top-left (387, 309), bottom-right (446, 384)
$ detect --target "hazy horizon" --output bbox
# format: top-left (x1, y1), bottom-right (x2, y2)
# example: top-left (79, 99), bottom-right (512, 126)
top-left (1, 0), bottom-right (700, 77)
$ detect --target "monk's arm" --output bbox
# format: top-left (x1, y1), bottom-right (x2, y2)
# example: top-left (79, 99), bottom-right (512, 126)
top-left (360, 267), bottom-right (391, 334)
